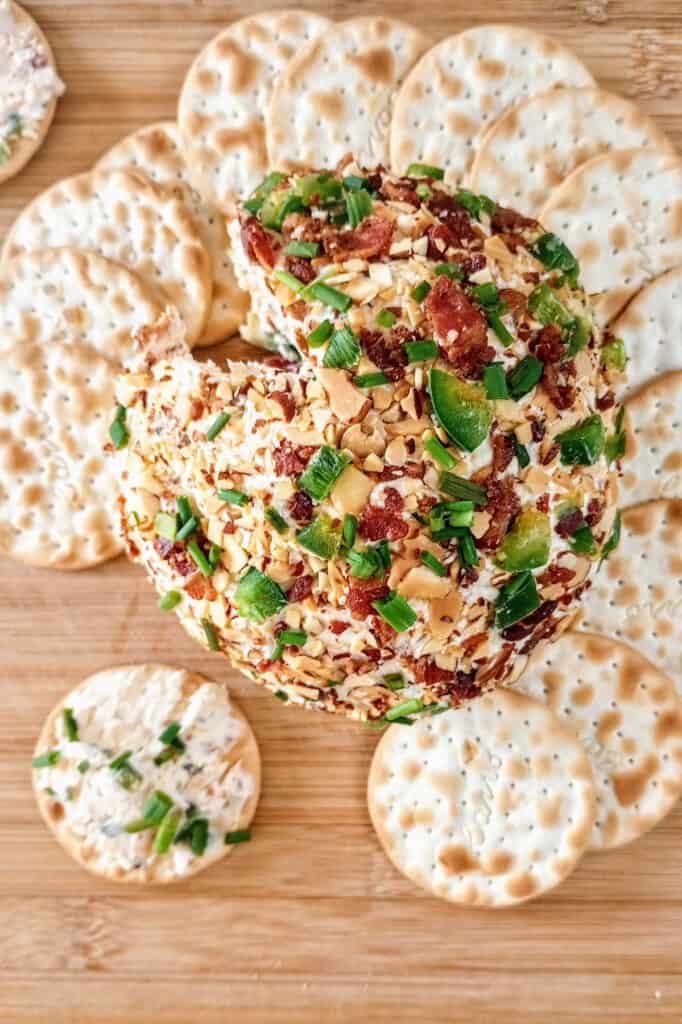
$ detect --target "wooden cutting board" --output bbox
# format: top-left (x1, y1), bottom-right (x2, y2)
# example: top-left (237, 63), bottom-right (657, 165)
top-left (1, 3), bottom-right (681, 1021)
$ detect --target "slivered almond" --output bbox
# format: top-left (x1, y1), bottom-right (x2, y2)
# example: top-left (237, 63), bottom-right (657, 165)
top-left (398, 565), bottom-right (452, 600)
top-left (523, 465), bottom-right (550, 493)
top-left (385, 415), bottom-right (431, 436)
top-left (472, 509), bottom-right (491, 539)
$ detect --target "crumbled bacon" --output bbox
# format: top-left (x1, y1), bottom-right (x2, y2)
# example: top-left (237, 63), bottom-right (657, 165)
top-left (381, 178), bottom-right (419, 205)
top-left (426, 276), bottom-right (493, 378)
top-left (269, 390), bottom-right (296, 422)
top-left (189, 399), bottom-right (204, 420)
top-left (240, 215), bottom-right (277, 269)
top-left (263, 355), bottom-right (297, 370)
top-left (461, 253), bottom-right (487, 278)
top-left (284, 255), bottom-right (316, 285)
top-left (375, 462), bottom-right (425, 482)
top-left (596, 389), bottom-right (615, 411)
top-left (273, 440), bottom-right (316, 477)
top-left (502, 600), bottom-right (557, 643)
top-left (531, 325), bottom-right (575, 409)
top-left (287, 575), bottom-right (313, 603)
top-left (586, 498), bottom-right (606, 528)
top-left (359, 504), bottom-right (409, 541)
top-left (555, 508), bottom-right (585, 538)
top-left (347, 576), bottom-right (390, 619)
top-left (536, 494), bottom-right (550, 513)
top-left (538, 564), bottom-right (575, 586)
top-left (531, 324), bottom-right (565, 363)
top-left (417, 494), bottom-right (438, 517)
top-left (477, 477), bottom-right (521, 551)
top-left (370, 614), bottom-right (396, 648)
top-left (499, 288), bottom-right (527, 321)
top-left (290, 560), bottom-right (305, 577)
top-left (328, 217), bottom-right (393, 261)
top-left (428, 191), bottom-right (477, 245)
top-left (154, 540), bottom-right (195, 577)
top-left (459, 566), bottom-right (479, 586)
top-left (383, 487), bottom-right (404, 512)
top-left (491, 430), bottom-right (515, 476)
top-left (288, 490), bottom-right (314, 523)
top-left (491, 205), bottom-right (538, 233)
top-left (425, 222), bottom-right (461, 261)
top-left (358, 327), bottom-right (407, 381)
top-left (413, 657), bottom-right (454, 686)
top-left (530, 418), bottom-right (546, 443)
top-left (330, 620), bottom-right (348, 635)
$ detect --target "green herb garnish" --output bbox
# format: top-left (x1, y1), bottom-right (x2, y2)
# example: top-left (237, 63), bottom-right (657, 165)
top-left (506, 355), bottom-right (544, 400)
top-left (375, 308), bottom-right (397, 328)
top-left (354, 371), bottom-right (389, 388)
top-left (63, 708), bottom-right (79, 742)
top-left (322, 325), bottom-right (361, 368)
top-left (234, 567), bottom-right (287, 622)
top-left (205, 411), bottom-right (231, 441)
top-left (109, 405), bottom-right (129, 449)
top-left (420, 550), bottom-right (447, 577)
top-left (406, 162), bottom-right (444, 180)
top-left (284, 240), bottom-right (319, 259)
top-left (483, 362), bottom-right (510, 400)
top-left (217, 488), bottom-right (250, 506)
top-left (298, 444), bottom-right (350, 501)
top-left (494, 571), bottom-right (541, 629)
top-left (556, 414), bottom-right (605, 466)
top-left (530, 233), bottom-right (580, 288)
top-left (372, 592), bottom-right (417, 632)
top-left (307, 319), bottom-right (333, 348)
top-left (404, 339), bottom-right (438, 362)
top-left (438, 472), bottom-right (487, 505)
top-left (296, 513), bottom-right (342, 560)
top-left (265, 507), bottom-right (288, 534)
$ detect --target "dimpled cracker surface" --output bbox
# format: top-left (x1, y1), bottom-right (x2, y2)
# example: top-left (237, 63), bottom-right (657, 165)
top-left (1, 169), bottom-right (211, 346)
top-left (178, 10), bottom-right (331, 210)
top-left (0, 340), bottom-right (122, 569)
top-left (577, 501), bottom-right (682, 697)
top-left (0, 247), bottom-right (162, 362)
top-left (266, 16), bottom-right (429, 173)
top-left (97, 122), bottom-right (249, 346)
top-left (612, 267), bottom-right (682, 399)
top-left (621, 372), bottom-right (682, 506)
top-left (367, 689), bottom-right (596, 907)
top-left (33, 665), bottom-right (261, 884)
top-left (390, 26), bottom-right (594, 185)
top-left (469, 87), bottom-right (675, 219)
top-left (541, 149), bottom-right (682, 326)
top-left (516, 633), bottom-right (682, 851)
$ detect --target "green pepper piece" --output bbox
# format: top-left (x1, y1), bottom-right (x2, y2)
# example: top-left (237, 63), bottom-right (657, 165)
top-left (527, 283), bottom-right (574, 328)
top-left (494, 571), bottom-right (541, 629)
top-left (496, 508), bottom-right (551, 572)
top-left (601, 337), bottom-right (627, 371)
top-left (428, 368), bottom-right (493, 453)
top-left (296, 514), bottom-right (342, 560)
top-left (556, 414), bottom-right (605, 466)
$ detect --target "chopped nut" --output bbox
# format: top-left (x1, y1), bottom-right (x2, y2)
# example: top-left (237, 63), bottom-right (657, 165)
top-left (340, 422), bottom-right (385, 456)
top-left (363, 452), bottom-right (384, 472)
top-left (330, 464), bottom-right (375, 516)
top-left (398, 565), bottom-right (452, 600)
top-left (385, 436), bottom-right (408, 466)
top-left (318, 368), bottom-right (369, 421)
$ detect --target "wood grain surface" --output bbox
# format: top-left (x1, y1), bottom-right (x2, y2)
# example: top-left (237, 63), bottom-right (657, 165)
top-left (1, 3), bottom-right (682, 1021)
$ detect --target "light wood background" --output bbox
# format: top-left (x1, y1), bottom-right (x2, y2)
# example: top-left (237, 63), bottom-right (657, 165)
top-left (1, 3), bottom-right (682, 1021)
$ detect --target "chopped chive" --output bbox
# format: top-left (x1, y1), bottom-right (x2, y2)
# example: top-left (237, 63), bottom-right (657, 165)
top-left (154, 744), bottom-right (185, 766)
top-left (530, 232), bottom-right (580, 289)
top-left (406, 162), bottom-right (444, 180)
top-left (271, 629), bottom-right (307, 661)
top-left (375, 308), bottom-right (397, 328)
top-left (205, 411), bottom-right (231, 441)
top-left (208, 544), bottom-right (222, 568)
top-left (298, 444), bottom-right (350, 500)
top-left (600, 509), bottom-right (622, 564)
top-left (109, 405), bottom-right (128, 449)
top-left (187, 540), bottom-right (213, 577)
top-left (438, 472), bottom-right (487, 505)
top-left (372, 592), bottom-right (417, 632)
top-left (347, 545), bottom-right (386, 580)
top-left (201, 618), bottom-right (220, 651)
top-left (284, 240), bottom-right (319, 258)
top-left (383, 672), bottom-right (405, 691)
top-left (234, 567), bottom-right (287, 622)
top-left (124, 818), bottom-right (153, 834)
top-left (243, 171), bottom-right (287, 214)
top-left (412, 512), bottom-right (427, 526)
top-left (429, 500), bottom-right (475, 539)
top-left (322, 325), bottom-right (361, 368)
top-left (411, 281), bottom-right (431, 303)
top-left (265, 506), bottom-right (288, 534)
top-left (556, 414), bottom-right (605, 466)
top-left (354, 371), bottom-right (390, 388)
top-left (514, 439), bottom-right (530, 469)
top-left (307, 319), bottom-right (333, 348)
top-left (109, 751), bottom-right (132, 771)
top-left (346, 188), bottom-right (373, 228)
top-left (225, 829), bottom-right (251, 845)
top-left (420, 550), bottom-right (447, 577)
top-left (342, 514), bottom-right (358, 548)
top-left (109, 751), bottom-right (142, 790)
top-left (343, 175), bottom-right (369, 192)
top-left (63, 708), bottom-right (79, 742)
top-left (155, 511), bottom-right (177, 541)
top-left (176, 515), bottom-right (199, 542)
top-left (77, 760), bottom-right (90, 774)
top-left (274, 269), bottom-right (305, 294)
top-left (507, 356), bottom-right (544, 400)
top-left (306, 280), bottom-right (352, 312)
top-left (274, 690), bottom-right (289, 702)
top-left (404, 339), bottom-right (438, 362)
top-left (458, 529), bottom-right (480, 568)
top-left (217, 488), bottom-right (250, 506)
top-left (176, 496), bottom-right (193, 525)
top-left (385, 699), bottom-right (424, 721)
top-left (416, 182), bottom-right (432, 201)
top-left (180, 817), bottom-right (209, 856)
top-left (32, 750), bottom-right (60, 769)
top-left (424, 436), bottom-right (456, 470)
top-left (142, 790), bottom-right (174, 825)
top-left (158, 590), bottom-right (182, 612)
top-left (456, 188), bottom-right (496, 221)
top-left (483, 362), bottom-right (510, 400)
top-left (470, 282), bottom-right (500, 307)
top-left (158, 723), bottom-right (181, 745)
top-left (434, 262), bottom-right (464, 281)
top-left (154, 808), bottom-right (182, 854)
top-left (488, 313), bottom-right (515, 347)
top-left (364, 719), bottom-right (388, 730)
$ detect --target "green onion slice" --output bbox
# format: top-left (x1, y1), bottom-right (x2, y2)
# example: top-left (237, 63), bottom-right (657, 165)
top-left (225, 829), bottom-right (251, 845)
top-left (514, 439), bottom-right (530, 469)
top-left (600, 510), bottom-right (622, 564)
top-left (506, 356), bottom-right (544, 400)
top-left (205, 411), bottom-right (231, 441)
top-left (306, 280), bottom-right (352, 312)
top-left (434, 262), bottom-right (464, 280)
top-left (201, 618), bottom-right (220, 650)
top-left (494, 571), bottom-right (540, 629)
top-left (343, 175), bottom-right (369, 192)
top-left (155, 512), bottom-right (177, 541)
top-left (298, 444), bottom-right (350, 501)
top-left (284, 240), bottom-right (319, 258)
top-left (406, 162), bottom-right (444, 180)
top-left (176, 496), bottom-right (193, 525)
top-left (217, 488), bottom-right (250, 506)
top-left (354, 371), bottom-right (389, 389)
top-left (375, 308), bottom-right (397, 328)
top-left (243, 171), bottom-right (287, 214)
top-left (32, 750), bottom-right (60, 769)
top-left (438, 472), bottom-right (487, 505)
top-left (424, 436), bottom-right (456, 470)
top-left (383, 672), bottom-right (405, 691)
top-left (484, 362), bottom-right (510, 400)
top-left (420, 550), bottom-right (447, 577)
top-left (346, 188), bottom-right (373, 228)
top-left (556, 414), bottom-right (605, 466)
top-left (411, 281), bottom-right (431, 303)
top-left (456, 188), bottom-right (496, 221)
top-left (385, 698), bottom-right (424, 721)
top-left (176, 516), bottom-right (199, 542)
top-left (322, 325), bottom-right (361, 368)
top-left (274, 269), bottom-right (305, 294)
top-left (429, 500), bottom-right (475, 540)
top-left (307, 320), bottom-right (333, 348)
top-left (296, 513), bottom-right (341, 560)
top-left (271, 629), bottom-right (307, 661)
top-left (404, 339), bottom-right (438, 362)
top-left (372, 592), bottom-right (417, 632)
top-left (458, 529), bottom-right (480, 568)
top-left (63, 708), bottom-right (79, 742)
top-left (530, 233), bottom-right (580, 288)
top-left (154, 808), bottom-right (182, 854)
top-left (109, 405), bottom-right (129, 450)
top-left (142, 789), bottom-right (174, 826)
top-left (265, 507), bottom-right (288, 534)
top-left (342, 514), bottom-right (358, 548)
top-left (347, 545), bottom-right (386, 580)
top-left (187, 539), bottom-right (213, 577)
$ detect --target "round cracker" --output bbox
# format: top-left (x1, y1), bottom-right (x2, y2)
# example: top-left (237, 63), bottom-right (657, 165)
top-left (97, 122), bottom-right (249, 347)
top-left (0, 247), bottom-right (162, 362)
top-left (540, 149), bottom-right (682, 326)
top-left (611, 267), bottom-right (682, 399)
top-left (577, 500), bottom-right (682, 697)
top-left (515, 632), bottom-right (682, 851)
top-left (1, 168), bottom-right (211, 347)
top-left (390, 26), bottom-right (594, 185)
top-left (178, 10), bottom-right (332, 210)
top-left (621, 372), bottom-right (682, 507)
top-left (367, 689), bottom-right (596, 907)
top-left (0, 340), bottom-right (122, 569)
top-left (0, 2), bottom-right (65, 185)
top-left (32, 664), bottom-right (261, 884)
top-left (469, 86), bottom-right (675, 219)
top-left (266, 16), bottom-right (429, 173)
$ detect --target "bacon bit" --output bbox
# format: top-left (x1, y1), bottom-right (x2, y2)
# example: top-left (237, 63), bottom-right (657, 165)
top-left (290, 560), bottom-right (305, 577)
top-left (359, 505), bottom-right (409, 541)
top-left (425, 222), bottom-right (461, 260)
top-left (370, 614), bottom-right (396, 648)
top-left (189, 399), bottom-right (204, 420)
top-left (531, 324), bottom-right (565, 363)
top-left (284, 255), bottom-right (316, 285)
top-left (428, 191), bottom-right (477, 245)
top-left (330, 620), bottom-right (348, 635)
top-left (417, 494), bottom-right (438, 517)
top-left (477, 477), bottom-right (521, 551)
top-left (288, 491), bottom-right (314, 523)
top-left (375, 462), bottom-right (425, 482)
top-left (383, 487), bottom-right (404, 512)
top-left (459, 566), bottom-right (479, 586)
top-left (287, 300), bottom-right (308, 321)
top-left (329, 216), bottom-right (393, 261)
top-left (424, 665), bottom-right (481, 702)
top-left (491, 430), bottom-right (515, 476)
top-left (491, 205), bottom-right (538, 233)
top-left (365, 171), bottom-right (384, 193)
top-left (499, 288), bottom-right (527, 321)
top-left (282, 213), bottom-right (326, 243)
top-left (460, 630), bottom-right (489, 657)
top-left (240, 215), bottom-right (277, 269)
top-left (358, 327), bottom-right (407, 381)
top-left (586, 497), bottom-right (606, 528)
top-left (538, 564), bottom-right (575, 586)
top-left (523, 271), bottom-right (540, 285)
top-left (555, 508), bottom-right (585, 538)
top-left (381, 178), bottom-right (419, 205)
top-left (530, 418), bottom-right (546, 443)
top-left (425, 276), bottom-right (493, 378)
top-left (273, 440), bottom-right (316, 477)
top-left (362, 646), bottom-right (382, 662)
top-left (223, 521), bottom-right (236, 535)
top-left (154, 540), bottom-right (196, 577)
top-left (347, 576), bottom-right (390, 619)
top-left (596, 389), bottom-right (615, 411)
top-left (461, 253), bottom-right (487, 278)
top-left (269, 390), bottom-right (296, 422)
top-left (542, 361), bottom-right (576, 410)
top-left (536, 494), bottom-right (550, 514)
top-left (263, 355), bottom-right (297, 370)
top-left (287, 575), bottom-right (313, 603)
top-left (184, 574), bottom-right (208, 600)
top-left (502, 600), bottom-right (558, 646)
